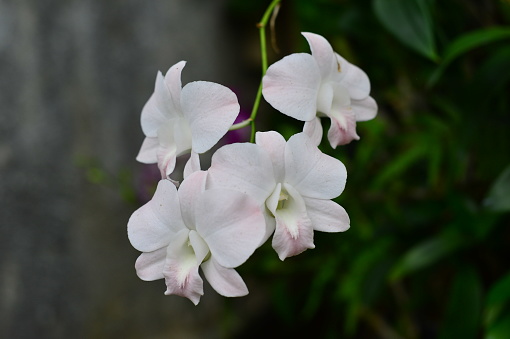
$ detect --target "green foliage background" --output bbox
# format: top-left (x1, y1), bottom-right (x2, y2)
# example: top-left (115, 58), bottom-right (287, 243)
top-left (226, 0), bottom-right (510, 337)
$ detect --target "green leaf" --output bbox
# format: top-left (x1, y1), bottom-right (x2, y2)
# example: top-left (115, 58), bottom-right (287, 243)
top-left (302, 258), bottom-right (336, 319)
top-left (485, 272), bottom-right (510, 328)
top-left (372, 144), bottom-right (427, 190)
top-left (390, 229), bottom-right (466, 280)
top-left (373, 0), bottom-right (437, 61)
top-left (429, 27), bottom-right (510, 86)
top-left (484, 165), bottom-right (510, 212)
top-left (338, 239), bottom-right (395, 336)
top-left (486, 314), bottom-right (510, 339)
top-left (476, 46), bottom-right (510, 98)
top-left (439, 267), bottom-right (483, 339)
top-left (487, 272), bottom-right (510, 307)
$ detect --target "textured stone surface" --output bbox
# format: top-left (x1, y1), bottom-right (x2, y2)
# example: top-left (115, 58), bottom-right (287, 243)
top-left (0, 0), bottom-right (259, 338)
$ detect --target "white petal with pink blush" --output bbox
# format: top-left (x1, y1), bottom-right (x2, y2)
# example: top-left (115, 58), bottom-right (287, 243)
top-left (208, 131), bottom-right (350, 260)
top-left (136, 61), bottom-right (240, 178)
top-left (263, 32), bottom-right (377, 147)
top-left (127, 171), bottom-right (266, 305)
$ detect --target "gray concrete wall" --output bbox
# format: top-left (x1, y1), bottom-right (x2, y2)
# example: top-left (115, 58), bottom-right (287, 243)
top-left (0, 1), bottom-right (263, 338)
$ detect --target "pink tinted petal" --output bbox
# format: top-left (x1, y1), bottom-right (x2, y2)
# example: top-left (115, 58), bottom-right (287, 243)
top-left (163, 61), bottom-right (186, 113)
top-left (135, 247), bottom-right (167, 281)
top-left (196, 189), bottom-right (266, 268)
top-left (153, 117), bottom-right (193, 179)
top-left (155, 123), bottom-right (178, 178)
top-left (302, 32), bottom-right (338, 82)
top-left (272, 183), bottom-right (315, 260)
top-left (136, 137), bottom-right (159, 164)
top-left (189, 230), bottom-right (210, 264)
top-left (156, 144), bottom-right (177, 179)
top-left (327, 83), bottom-right (359, 147)
top-left (255, 131), bottom-right (286, 182)
top-left (327, 109), bottom-right (359, 148)
top-left (285, 132), bottom-right (347, 200)
top-left (303, 117), bottom-right (323, 146)
top-left (334, 53), bottom-right (371, 100)
top-left (178, 171), bottom-right (208, 230)
top-left (303, 197), bottom-right (350, 233)
top-left (181, 81), bottom-right (240, 154)
top-left (262, 53), bottom-right (321, 122)
top-left (163, 229), bottom-right (203, 305)
top-left (352, 96), bottom-right (378, 122)
top-left (201, 258), bottom-right (248, 297)
top-left (128, 179), bottom-right (186, 252)
top-left (183, 151), bottom-right (201, 179)
top-left (208, 143), bottom-right (276, 204)
top-left (140, 94), bottom-right (165, 137)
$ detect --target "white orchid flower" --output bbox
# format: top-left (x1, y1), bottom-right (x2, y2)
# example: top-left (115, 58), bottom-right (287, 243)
top-left (207, 131), bottom-right (350, 260)
top-left (262, 32), bottom-right (377, 148)
top-left (127, 171), bottom-right (266, 305)
top-left (136, 61), bottom-right (240, 178)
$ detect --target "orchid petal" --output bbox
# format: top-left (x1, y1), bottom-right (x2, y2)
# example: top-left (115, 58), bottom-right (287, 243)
top-left (302, 32), bottom-right (338, 82)
top-left (272, 183), bottom-right (315, 260)
top-left (135, 247), bottom-right (167, 281)
top-left (140, 94), bottom-right (164, 137)
top-left (196, 189), bottom-right (265, 268)
top-left (266, 183), bottom-right (282, 216)
top-left (140, 63), bottom-right (185, 137)
top-left (171, 118), bottom-right (193, 155)
top-left (178, 171), bottom-right (208, 231)
top-left (331, 82), bottom-right (352, 108)
top-left (156, 144), bottom-right (177, 179)
top-left (155, 119), bottom-right (192, 178)
top-left (163, 61), bottom-right (186, 113)
top-left (334, 53), bottom-right (371, 100)
top-left (261, 211), bottom-right (277, 246)
top-left (262, 53), bottom-right (321, 122)
top-left (255, 131), bottom-right (286, 182)
top-left (303, 197), bottom-right (350, 233)
top-left (154, 71), bottom-right (177, 120)
top-left (189, 230), bottom-right (210, 264)
top-left (128, 180), bottom-right (186, 252)
top-left (327, 83), bottom-right (359, 147)
top-left (327, 108), bottom-right (359, 148)
top-left (183, 151), bottom-right (201, 179)
top-left (353, 96), bottom-right (378, 122)
top-left (155, 123), bottom-right (178, 178)
top-left (201, 258), bottom-right (248, 297)
top-left (317, 82), bottom-right (334, 115)
top-left (181, 81), bottom-right (240, 154)
top-left (208, 143), bottom-right (276, 204)
top-left (303, 117), bottom-right (323, 146)
top-left (285, 132), bottom-right (347, 200)
top-left (163, 229), bottom-right (203, 305)
top-left (136, 137), bottom-right (159, 164)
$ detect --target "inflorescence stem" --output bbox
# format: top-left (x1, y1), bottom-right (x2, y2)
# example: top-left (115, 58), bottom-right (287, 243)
top-left (228, 0), bottom-right (281, 143)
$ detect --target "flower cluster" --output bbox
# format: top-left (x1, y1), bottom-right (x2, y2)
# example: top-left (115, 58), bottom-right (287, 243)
top-left (128, 32), bottom-right (377, 304)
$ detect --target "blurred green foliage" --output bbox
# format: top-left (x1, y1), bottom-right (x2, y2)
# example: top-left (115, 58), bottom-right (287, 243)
top-left (227, 0), bottom-right (510, 337)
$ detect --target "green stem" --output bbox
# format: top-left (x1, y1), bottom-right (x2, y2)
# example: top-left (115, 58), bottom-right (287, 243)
top-left (228, 0), bottom-right (281, 143)
top-left (259, 0), bottom-right (280, 73)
